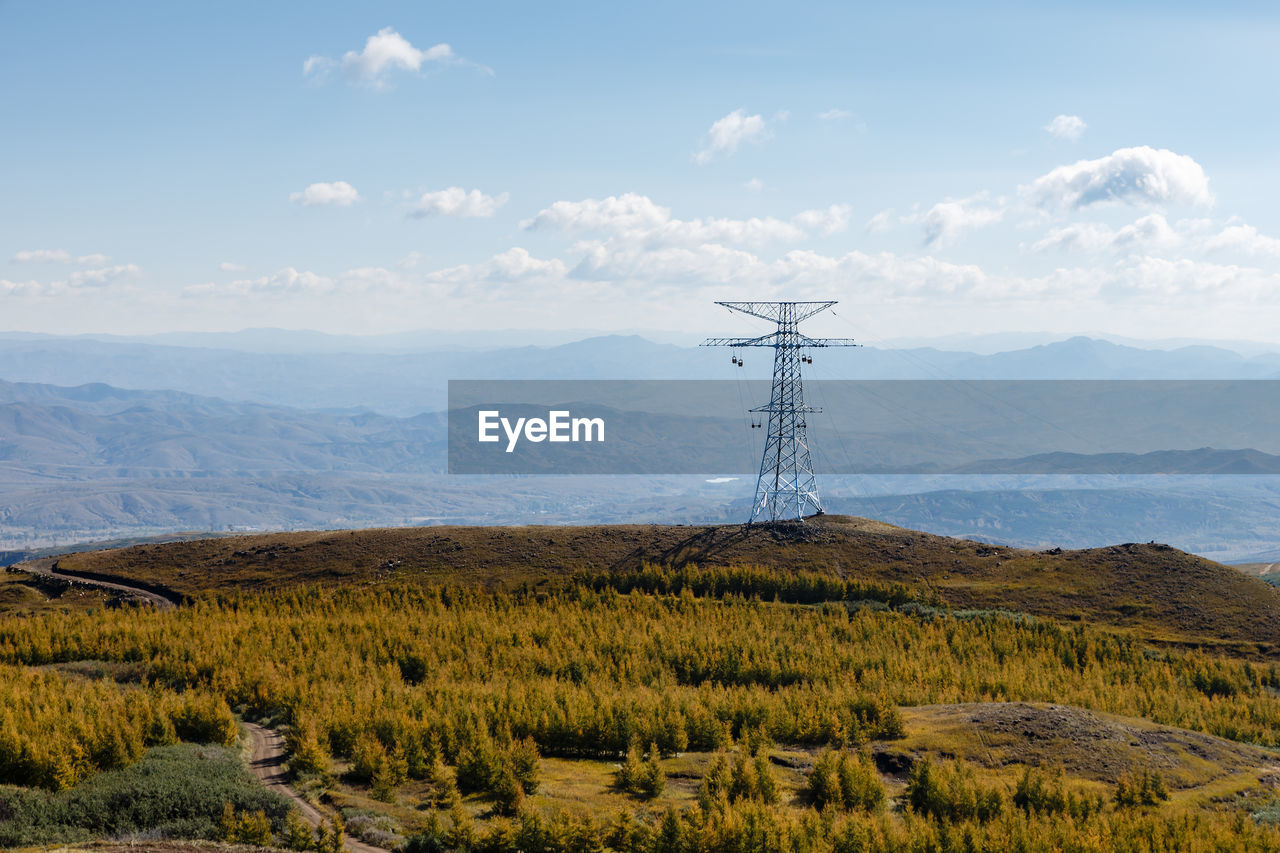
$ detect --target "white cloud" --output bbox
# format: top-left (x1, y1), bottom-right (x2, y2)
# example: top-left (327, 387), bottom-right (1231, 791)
top-left (770, 249), bottom-right (996, 298)
top-left (66, 264), bottom-right (139, 288)
top-left (425, 248), bottom-right (567, 285)
top-left (1113, 214), bottom-right (1180, 249)
top-left (1044, 114), bottom-right (1087, 141)
top-left (290, 181), bottom-right (361, 207)
top-left (791, 204), bottom-right (852, 236)
top-left (186, 267), bottom-right (334, 296)
top-left (1032, 213), bottom-right (1180, 254)
top-left (569, 241), bottom-right (761, 285)
top-left (1204, 223), bottom-right (1280, 257)
top-left (186, 266), bottom-right (421, 297)
top-left (0, 262), bottom-right (136, 296)
top-left (523, 194), bottom-right (669, 235)
top-left (918, 197), bottom-right (1004, 246)
top-left (337, 266), bottom-right (405, 290)
top-left (557, 239), bottom-right (1013, 302)
top-left (745, 178), bottom-right (764, 192)
top-left (507, 197), bottom-right (1277, 304)
top-left (344, 28), bottom-right (453, 80)
top-left (409, 187), bottom-right (509, 218)
top-left (218, 261), bottom-right (246, 272)
top-left (0, 278), bottom-right (42, 296)
top-left (522, 193), bottom-right (848, 247)
top-left (694, 109), bottom-right (773, 165)
top-left (1031, 222), bottom-right (1115, 253)
top-left (817, 108), bottom-right (852, 121)
top-left (865, 210), bottom-right (893, 233)
top-left (11, 248), bottom-right (71, 263)
top-left (302, 55), bottom-right (331, 77)
top-left (12, 249), bottom-right (110, 265)
top-left (1024, 146), bottom-right (1212, 209)
top-left (865, 196), bottom-right (1004, 245)
top-left (305, 28), bottom-right (486, 87)
top-left (1107, 255), bottom-right (1280, 301)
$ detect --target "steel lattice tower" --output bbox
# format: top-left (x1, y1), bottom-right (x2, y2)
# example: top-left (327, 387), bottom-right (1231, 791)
top-left (703, 301), bottom-right (857, 523)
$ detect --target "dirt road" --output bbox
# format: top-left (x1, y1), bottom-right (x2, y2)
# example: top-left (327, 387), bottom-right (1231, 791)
top-left (245, 722), bottom-right (389, 853)
top-left (21, 556), bottom-right (177, 610)
top-left (16, 559), bottom-right (387, 852)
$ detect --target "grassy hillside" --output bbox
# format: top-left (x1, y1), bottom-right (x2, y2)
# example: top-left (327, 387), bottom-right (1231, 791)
top-left (6, 516), bottom-right (1280, 850)
top-left (38, 515), bottom-right (1280, 652)
top-left (2, 564), bottom-right (1279, 850)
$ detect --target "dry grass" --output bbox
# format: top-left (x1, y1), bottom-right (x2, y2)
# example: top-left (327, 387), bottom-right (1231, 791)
top-left (27, 515), bottom-right (1280, 651)
top-left (316, 701), bottom-right (1280, 839)
top-left (14, 844), bottom-right (281, 853)
top-left (887, 703), bottom-right (1279, 797)
top-left (0, 570), bottom-right (114, 614)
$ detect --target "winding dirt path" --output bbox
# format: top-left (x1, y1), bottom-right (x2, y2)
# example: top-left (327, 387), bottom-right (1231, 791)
top-left (245, 722), bottom-right (388, 853)
top-left (21, 556), bottom-right (176, 610)
top-left (17, 559), bottom-right (389, 852)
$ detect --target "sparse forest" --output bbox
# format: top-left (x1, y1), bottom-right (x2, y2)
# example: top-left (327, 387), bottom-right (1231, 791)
top-left (1, 563), bottom-right (1278, 850)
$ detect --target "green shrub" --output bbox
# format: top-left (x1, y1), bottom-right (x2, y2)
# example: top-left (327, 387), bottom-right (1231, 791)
top-left (282, 809), bottom-right (315, 850)
top-left (507, 736), bottom-right (541, 794)
top-left (455, 730), bottom-right (500, 793)
top-left (1013, 766), bottom-right (1104, 821)
top-left (219, 802), bottom-right (272, 845)
top-left (700, 750), bottom-right (781, 808)
top-left (807, 748), bottom-right (885, 812)
top-left (491, 767), bottom-right (525, 816)
top-left (286, 717), bottom-right (331, 778)
top-left (1114, 768), bottom-right (1170, 808)
top-left (314, 814), bottom-right (345, 853)
top-left (0, 744), bottom-right (289, 848)
top-left (171, 694), bottom-right (238, 746)
top-left (615, 741), bottom-right (664, 799)
top-left (905, 758), bottom-right (1004, 822)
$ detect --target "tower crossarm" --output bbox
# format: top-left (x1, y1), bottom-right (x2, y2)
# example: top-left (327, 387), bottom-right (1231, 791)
top-left (750, 403), bottom-right (819, 413)
top-left (701, 334), bottom-right (779, 348)
top-left (700, 334), bottom-right (858, 348)
top-left (797, 336), bottom-right (859, 348)
top-left (715, 300), bottom-right (836, 323)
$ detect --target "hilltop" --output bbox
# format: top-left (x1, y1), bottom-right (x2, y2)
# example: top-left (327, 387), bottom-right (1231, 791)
top-left (30, 515), bottom-right (1280, 652)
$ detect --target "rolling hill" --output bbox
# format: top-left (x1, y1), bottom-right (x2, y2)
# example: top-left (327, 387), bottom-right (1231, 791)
top-left (31, 514), bottom-right (1280, 652)
top-left (8, 514), bottom-right (1280, 849)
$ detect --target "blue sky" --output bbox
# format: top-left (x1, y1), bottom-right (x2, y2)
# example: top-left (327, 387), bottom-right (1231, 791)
top-left (4, 1), bottom-right (1280, 341)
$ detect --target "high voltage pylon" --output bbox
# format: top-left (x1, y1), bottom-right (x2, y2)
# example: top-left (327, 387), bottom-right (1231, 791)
top-left (703, 301), bottom-right (858, 523)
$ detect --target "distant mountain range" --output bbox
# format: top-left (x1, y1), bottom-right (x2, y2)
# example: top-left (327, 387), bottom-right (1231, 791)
top-left (0, 378), bottom-right (444, 475)
top-left (5, 332), bottom-right (1280, 560)
top-left (3, 332), bottom-right (1280, 415)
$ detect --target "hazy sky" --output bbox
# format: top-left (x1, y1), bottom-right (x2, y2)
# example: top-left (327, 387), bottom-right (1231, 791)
top-left (4, 1), bottom-right (1280, 342)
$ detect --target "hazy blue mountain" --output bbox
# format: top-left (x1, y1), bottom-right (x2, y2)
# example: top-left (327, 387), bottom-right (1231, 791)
top-left (7, 333), bottom-right (1280, 558)
top-left (952, 337), bottom-right (1280, 379)
top-left (2, 333), bottom-right (1279, 416)
top-left (65, 327), bottom-right (637, 354)
top-left (0, 379), bottom-right (445, 475)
